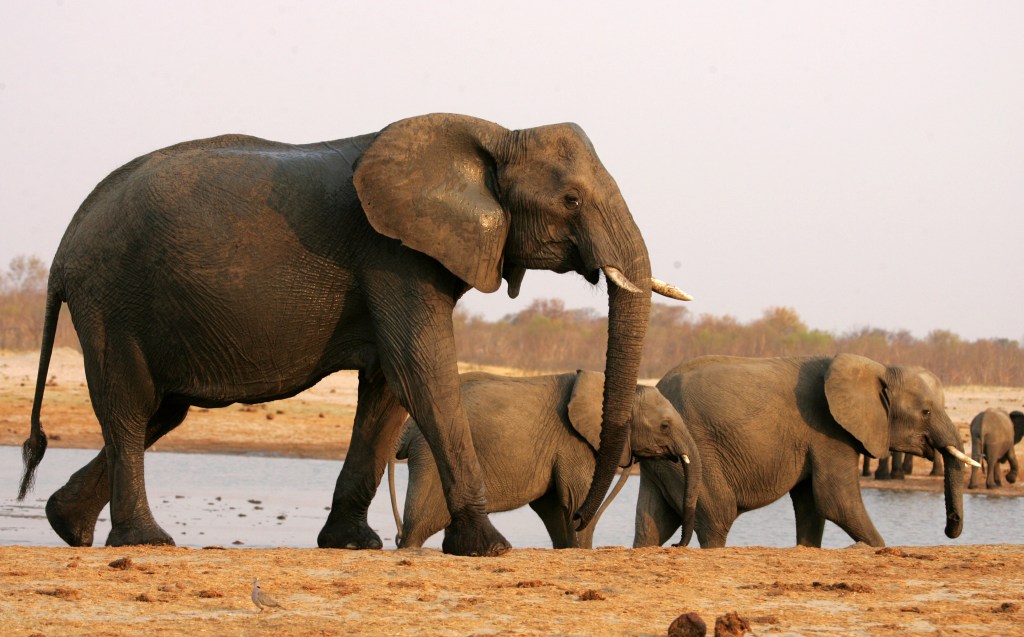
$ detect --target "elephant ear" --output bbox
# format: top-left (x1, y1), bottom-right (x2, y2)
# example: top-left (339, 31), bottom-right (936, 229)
top-left (353, 113), bottom-right (510, 293)
top-left (567, 370), bottom-right (632, 466)
top-left (1010, 411), bottom-right (1024, 445)
top-left (823, 353), bottom-right (890, 459)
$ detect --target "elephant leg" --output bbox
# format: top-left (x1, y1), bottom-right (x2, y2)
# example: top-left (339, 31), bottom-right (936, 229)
top-left (80, 348), bottom-right (176, 547)
top-left (1006, 450), bottom-right (1018, 484)
top-left (789, 480), bottom-right (825, 547)
top-left (989, 454), bottom-right (1001, 488)
top-left (529, 491), bottom-right (578, 549)
top-left (929, 454), bottom-right (943, 476)
top-left (319, 367), bottom-right (408, 550)
top-left (874, 456), bottom-right (892, 480)
top-left (902, 453), bottom-right (915, 477)
top-left (811, 469), bottom-right (884, 547)
top-left (694, 487), bottom-right (736, 549)
top-left (633, 470), bottom-right (682, 548)
top-left (46, 398), bottom-right (189, 546)
top-left (398, 436), bottom-right (450, 549)
top-left (861, 455), bottom-right (872, 477)
top-left (890, 452), bottom-right (909, 480)
top-left (968, 437), bottom-right (983, 489)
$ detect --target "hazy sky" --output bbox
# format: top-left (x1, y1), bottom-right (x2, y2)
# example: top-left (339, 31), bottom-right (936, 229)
top-left (2, 1), bottom-right (1021, 341)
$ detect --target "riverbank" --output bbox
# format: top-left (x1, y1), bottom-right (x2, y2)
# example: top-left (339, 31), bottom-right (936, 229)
top-left (1, 543), bottom-right (1022, 636)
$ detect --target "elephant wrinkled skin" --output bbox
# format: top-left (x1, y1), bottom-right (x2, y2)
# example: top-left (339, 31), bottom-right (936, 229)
top-left (389, 371), bottom-right (701, 549)
top-left (638, 354), bottom-right (970, 548)
top-left (18, 114), bottom-right (688, 556)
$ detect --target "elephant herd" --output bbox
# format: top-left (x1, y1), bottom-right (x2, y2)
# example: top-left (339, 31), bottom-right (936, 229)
top-left (390, 354), bottom-right (989, 549)
top-left (13, 113), bottom-right (1006, 554)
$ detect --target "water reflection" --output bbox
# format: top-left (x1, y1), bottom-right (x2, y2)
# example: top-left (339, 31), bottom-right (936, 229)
top-left (1, 446), bottom-right (1019, 549)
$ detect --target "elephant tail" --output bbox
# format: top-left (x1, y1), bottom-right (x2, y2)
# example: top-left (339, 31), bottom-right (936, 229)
top-left (389, 420), bottom-right (417, 546)
top-left (388, 456), bottom-right (404, 546)
top-left (18, 285), bottom-right (62, 500)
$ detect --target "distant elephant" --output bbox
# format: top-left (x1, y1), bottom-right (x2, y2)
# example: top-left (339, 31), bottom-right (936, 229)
top-left (16, 113), bottom-right (691, 555)
top-left (863, 451), bottom-right (942, 480)
top-left (388, 371), bottom-right (700, 549)
top-left (637, 354), bottom-right (978, 549)
top-left (968, 409), bottom-right (1024, 489)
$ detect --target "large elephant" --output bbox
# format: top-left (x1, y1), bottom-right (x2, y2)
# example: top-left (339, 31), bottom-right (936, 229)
top-left (637, 354), bottom-right (977, 548)
top-left (388, 371), bottom-right (701, 549)
top-left (17, 113), bottom-right (689, 556)
top-left (968, 409), bottom-right (1024, 489)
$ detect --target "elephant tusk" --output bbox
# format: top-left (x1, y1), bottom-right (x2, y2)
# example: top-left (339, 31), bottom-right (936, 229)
top-left (945, 445), bottom-right (981, 468)
top-left (651, 277), bottom-right (693, 301)
top-left (602, 266), bottom-right (643, 294)
top-left (682, 454), bottom-right (690, 464)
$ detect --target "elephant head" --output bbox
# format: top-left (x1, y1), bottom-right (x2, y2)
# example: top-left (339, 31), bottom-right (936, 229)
top-left (566, 370), bottom-right (700, 543)
top-left (824, 353), bottom-right (972, 538)
top-left (354, 114), bottom-right (689, 528)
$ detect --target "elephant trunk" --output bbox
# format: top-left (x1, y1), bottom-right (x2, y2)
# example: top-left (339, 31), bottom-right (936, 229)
top-left (573, 245), bottom-right (652, 530)
top-left (933, 418), bottom-right (965, 538)
top-left (675, 429), bottom-right (702, 547)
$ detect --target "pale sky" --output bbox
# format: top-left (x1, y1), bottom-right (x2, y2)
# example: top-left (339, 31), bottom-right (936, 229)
top-left (2, 1), bottom-right (1021, 341)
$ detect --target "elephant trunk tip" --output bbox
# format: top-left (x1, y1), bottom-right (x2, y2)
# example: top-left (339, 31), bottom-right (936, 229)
top-left (945, 512), bottom-right (963, 539)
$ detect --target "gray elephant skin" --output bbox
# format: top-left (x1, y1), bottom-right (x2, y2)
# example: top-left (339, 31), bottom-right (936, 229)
top-left (636, 354), bottom-right (972, 548)
top-left (389, 371), bottom-right (701, 549)
top-left (968, 408), bottom-right (1024, 489)
top-left (17, 113), bottom-right (690, 556)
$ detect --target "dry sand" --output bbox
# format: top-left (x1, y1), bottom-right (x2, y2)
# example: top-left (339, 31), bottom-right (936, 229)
top-left (1, 349), bottom-right (1022, 636)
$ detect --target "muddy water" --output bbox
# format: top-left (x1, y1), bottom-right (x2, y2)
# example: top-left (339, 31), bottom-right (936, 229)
top-left (1, 446), bottom-right (1019, 549)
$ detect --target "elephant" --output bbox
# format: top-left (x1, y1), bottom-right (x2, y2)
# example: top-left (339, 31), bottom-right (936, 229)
top-left (16, 113), bottom-right (690, 556)
top-left (635, 354), bottom-right (978, 549)
top-left (388, 370), bottom-right (700, 549)
top-left (863, 451), bottom-right (942, 480)
top-left (968, 409), bottom-right (1024, 489)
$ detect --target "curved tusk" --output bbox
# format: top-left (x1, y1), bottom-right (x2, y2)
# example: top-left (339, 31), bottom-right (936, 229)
top-left (682, 454), bottom-right (690, 464)
top-left (945, 445), bottom-right (981, 468)
top-left (652, 277), bottom-right (693, 301)
top-left (602, 266), bottom-right (643, 294)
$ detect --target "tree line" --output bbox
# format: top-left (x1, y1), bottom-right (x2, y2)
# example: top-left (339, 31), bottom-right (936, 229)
top-left (455, 300), bottom-right (1024, 386)
top-left (2, 257), bottom-right (1021, 386)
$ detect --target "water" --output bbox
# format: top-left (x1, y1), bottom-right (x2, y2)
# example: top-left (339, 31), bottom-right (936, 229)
top-left (1, 446), bottom-right (1019, 549)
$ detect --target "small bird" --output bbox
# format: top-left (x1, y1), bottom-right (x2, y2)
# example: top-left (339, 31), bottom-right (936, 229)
top-left (251, 578), bottom-right (283, 612)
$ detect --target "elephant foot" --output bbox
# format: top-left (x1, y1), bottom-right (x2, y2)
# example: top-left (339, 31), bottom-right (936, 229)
top-left (441, 513), bottom-right (510, 557)
top-left (106, 521), bottom-right (175, 547)
top-left (1006, 472), bottom-right (1017, 484)
top-left (317, 517), bottom-right (383, 550)
top-left (45, 490), bottom-right (104, 547)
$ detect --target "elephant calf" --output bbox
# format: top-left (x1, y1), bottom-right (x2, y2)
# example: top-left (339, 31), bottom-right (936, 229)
top-left (968, 408), bottom-right (1024, 489)
top-left (389, 371), bottom-right (700, 549)
top-left (638, 354), bottom-right (977, 549)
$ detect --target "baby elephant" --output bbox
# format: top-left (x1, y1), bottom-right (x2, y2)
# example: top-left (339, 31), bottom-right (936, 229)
top-left (389, 370), bottom-right (700, 549)
top-left (968, 408), bottom-right (1024, 489)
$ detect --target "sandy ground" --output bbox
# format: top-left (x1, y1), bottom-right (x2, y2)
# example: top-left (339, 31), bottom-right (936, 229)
top-left (1, 349), bottom-right (1023, 636)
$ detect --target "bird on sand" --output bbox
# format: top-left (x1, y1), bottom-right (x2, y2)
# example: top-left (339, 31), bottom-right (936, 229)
top-left (251, 578), bottom-right (283, 612)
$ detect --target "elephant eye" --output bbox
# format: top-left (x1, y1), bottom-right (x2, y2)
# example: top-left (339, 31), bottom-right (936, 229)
top-left (922, 409), bottom-right (931, 418)
top-left (563, 193), bottom-right (581, 210)
top-left (660, 420), bottom-right (671, 432)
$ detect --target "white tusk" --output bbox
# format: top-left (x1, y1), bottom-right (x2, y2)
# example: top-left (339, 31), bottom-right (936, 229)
top-left (602, 266), bottom-right (643, 293)
top-left (945, 445), bottom-right (981, 468)
top-left (682, 454), bottom-right (690, 464)
top-left (652, 277), bottom-right (693, 301)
